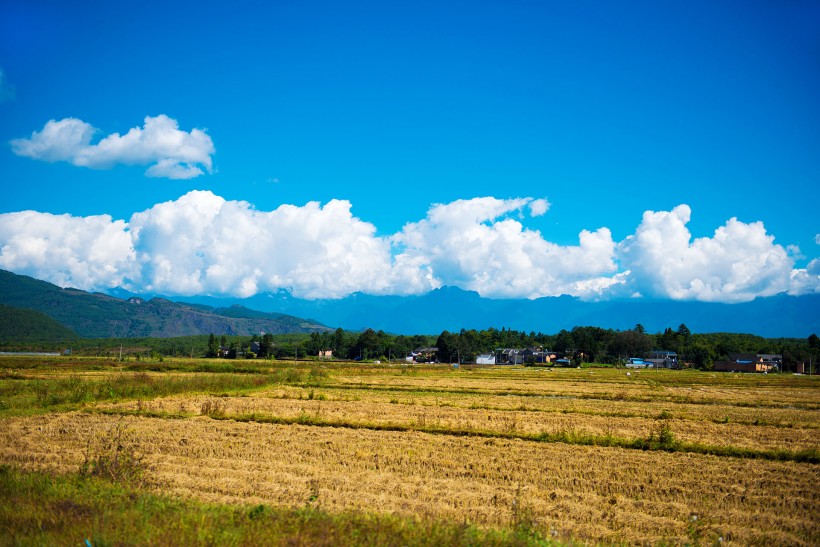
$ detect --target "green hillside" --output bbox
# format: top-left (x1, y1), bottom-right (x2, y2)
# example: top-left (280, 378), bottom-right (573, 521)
top-left (0, 304), bottom-right (78, 343)
top-left (0, 270), bottom-right (330, 338)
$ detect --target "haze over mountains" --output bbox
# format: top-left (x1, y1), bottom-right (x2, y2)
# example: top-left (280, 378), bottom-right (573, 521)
top-left (1, 269), bottom-right (817, 339)
top-left (174, 287), bottom-right (819, 338)
top-left (0, 270), bottom-right (329, 339)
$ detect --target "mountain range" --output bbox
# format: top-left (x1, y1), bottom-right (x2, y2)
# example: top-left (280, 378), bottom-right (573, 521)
top-left (0, 270), bottom-right (329, 339)
top-left (171, 286), bottom-right (820, 338)
top-left (1, 268), bottom-right (817, 339)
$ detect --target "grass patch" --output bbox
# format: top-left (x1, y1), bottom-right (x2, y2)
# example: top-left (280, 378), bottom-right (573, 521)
top-left (0, 368), bottom-right (324, 417)
top-left (0, 465), bottom-right (556, 546)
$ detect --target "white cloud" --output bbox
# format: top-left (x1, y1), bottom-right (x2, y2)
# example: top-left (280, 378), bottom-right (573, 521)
top-left (529, 198), bottom-right (550, 217)
top-left (0, 211), bottom-right (135, 290)
top-left (10, 115), bottom-right (214, 179)
top-left (815, 234), bottom-right (820, 245)
top-left (0, 68), bottom-right (15, 102)
top-left (616, 205), bottom-right (801, 302)
top-left (393, 197), bottom-right (618, 299)
top-left (0, 195), bottom-right (817, 302)
top-left (0, 191), bottom-right (433, 299)
top-left (10, 118), bottom-right (94, 162)
top-left (127, 191), bottom-right (426, 298)
top-left (789, 259), bottom-right (820, 297)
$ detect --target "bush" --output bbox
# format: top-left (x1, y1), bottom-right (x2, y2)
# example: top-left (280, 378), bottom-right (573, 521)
top-left (648, 421), bottom-right (677, 450)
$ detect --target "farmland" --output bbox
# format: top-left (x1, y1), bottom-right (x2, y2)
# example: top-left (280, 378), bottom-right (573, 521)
top-left (1, 356), bottom-right (818, 545)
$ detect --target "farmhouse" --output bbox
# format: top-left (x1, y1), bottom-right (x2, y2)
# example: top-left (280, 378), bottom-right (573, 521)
top-left (407, 347), bottom-right (438, 363)
top-left (625, 357), bottom-right (651, 368)
top-left (713, 353), bottom-right (782, 373)
top-left (521, 347), bottom-right (558, 364)
top-left (647, 350), bottom-right (678, 369)
top-left (496, 348), bottom-right (523, 365)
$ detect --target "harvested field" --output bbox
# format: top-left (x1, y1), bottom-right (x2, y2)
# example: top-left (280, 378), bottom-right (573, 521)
top-left (1, 358), bottom-right (818, 545)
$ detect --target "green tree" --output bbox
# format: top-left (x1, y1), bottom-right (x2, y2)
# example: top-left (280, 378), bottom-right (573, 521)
top-left (612, 329), bottom-right (653, 359)
top-left (435, 330), bottom-right (459, 363)
top-left (677, 323), bottom-right (692, 344)
top-left (689, 341), bottom-right (714, 369)
top-left (354, 328), bottom-right (380, 360)
top-left (554, 329), bottom-right (574, 354)
top-left (331, 328), bottom-right (347, 357)
top-left (305, 332), bottom-right (322, 356)
top-left (259, 333), bottom-right (275, 358)
top-left (206, 333), bottom-right (218, 358)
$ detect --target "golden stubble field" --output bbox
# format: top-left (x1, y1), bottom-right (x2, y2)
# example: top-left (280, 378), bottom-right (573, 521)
top-left (1, 362), bottom-right (818, 545)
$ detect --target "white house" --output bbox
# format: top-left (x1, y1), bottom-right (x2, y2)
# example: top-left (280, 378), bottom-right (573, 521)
top-left (476, 354), bottom-right (496, 365)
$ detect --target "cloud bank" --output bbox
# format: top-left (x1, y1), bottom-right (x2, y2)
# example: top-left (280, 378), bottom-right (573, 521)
top-left (0, 192), bottom-right (817, 302)
top-left (10, 115), bottom-right (214, 179)
top-left (617, 205), bottom-right (801, 302)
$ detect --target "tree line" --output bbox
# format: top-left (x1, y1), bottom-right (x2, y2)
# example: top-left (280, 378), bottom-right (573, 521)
top-left (5, 323), bottom-right (816, 372)
top-left (203, 324), bottom-right (819, 371)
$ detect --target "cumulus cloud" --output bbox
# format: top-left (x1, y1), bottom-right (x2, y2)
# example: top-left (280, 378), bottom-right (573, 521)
top-left (789, 259), bottom-right (820, 297)
top-left (0, 194), bottom-right (817, 302)
top-left (0, 191), bottom-right (434, 299)
top-left (0, 68), bottom-right (15, 102)
top-left (616, 205), bottom-right (802, 302)
top-left (10, 115), bottom-right (214, 179)
top-left (127, 191), bottom-right (430, 298)
top-left (393, 197), bottom-right (618, 299)
top-left (0, 211), bottom-right (135, 289)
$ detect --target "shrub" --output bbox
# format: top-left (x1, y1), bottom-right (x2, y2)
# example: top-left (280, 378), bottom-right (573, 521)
top-left (648, 421), bottom-right (677, 450)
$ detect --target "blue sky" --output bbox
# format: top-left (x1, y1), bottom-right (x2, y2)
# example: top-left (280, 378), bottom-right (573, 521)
top-left (1, 0), bottom-right (818, 303)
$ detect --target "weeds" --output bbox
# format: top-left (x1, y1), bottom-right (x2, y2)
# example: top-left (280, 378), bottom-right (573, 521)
top-left (0, 465), bottom-right (539, 546)
top-left (0, 372), bottom-right (288, 416)
top-left (307, 478), bottom-right (320, 505)
top-left (201, 398), bottom-right (226, 418)
top-left (510, 483), bottom-right (538, 538)
top-left (79, 421), bottom-right (147, 487)
top-left (647, 421), bottom-right (677, 451)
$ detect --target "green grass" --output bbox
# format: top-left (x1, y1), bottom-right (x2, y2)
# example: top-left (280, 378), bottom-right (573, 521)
top-left (0, 367), bottom-right (325, 417)
top-left (0, 465), bottom-right (556, 546)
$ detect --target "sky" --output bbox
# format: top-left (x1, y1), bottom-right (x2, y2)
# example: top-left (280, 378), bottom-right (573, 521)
top-left (0, 0), bottom-right (818, 303)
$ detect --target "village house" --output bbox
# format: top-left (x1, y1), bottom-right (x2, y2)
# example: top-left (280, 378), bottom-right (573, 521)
top-left (496, 348), bottom-right (522, 365)
top-left (713, 353), bottom-right (782, 373)
top-left (647, 350), bottom-right (678, 369)
top-left (407, 347), bottom-right (438, 363)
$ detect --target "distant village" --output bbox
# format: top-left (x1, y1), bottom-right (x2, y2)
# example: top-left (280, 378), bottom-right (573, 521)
top-left (170, 326), bottom-right (816, 375)
top-left (404, 347), bottom-right (785, 373)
